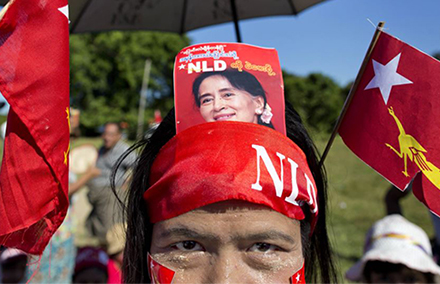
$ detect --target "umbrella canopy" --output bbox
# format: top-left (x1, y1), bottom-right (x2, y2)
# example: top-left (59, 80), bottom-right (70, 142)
top-left (0, 0), bottom-right (329, 41)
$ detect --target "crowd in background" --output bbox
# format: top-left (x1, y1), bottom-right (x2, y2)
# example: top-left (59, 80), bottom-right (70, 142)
top-left (0, 116), bottom-right (141, 283)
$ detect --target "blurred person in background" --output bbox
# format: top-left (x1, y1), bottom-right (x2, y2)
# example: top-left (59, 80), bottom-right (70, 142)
top-left (72, 247), bottom-right (109, 284)
top-left (385, 184), bottom-right (440, 263)
top-left (25, 164), bottom-right (100, 283)
top-left (85, 122), bottom-right (137, 248)
top-left (346, 214), bottom-right (440, 283)
top-left (0, 248), bottom-right (27, 283)
top-left (106, 223), bottom-right (126, 284)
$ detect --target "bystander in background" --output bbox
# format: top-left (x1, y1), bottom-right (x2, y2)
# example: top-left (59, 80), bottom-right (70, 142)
top-left (346, 214), bottom-right (440, 283)
top-left (72, 247), bottom-right (109, 284)
top-left (85, 122), bottom-right (137, 248)
top-left (106, 223), bottom-right (126, 284)
top-left (0, 248), bottom-right (27, 283)
top-left (385, 184), bottom-right (440, 263)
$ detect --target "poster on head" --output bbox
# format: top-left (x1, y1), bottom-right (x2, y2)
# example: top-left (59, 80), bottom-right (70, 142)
top-left (174, 43), bottom-right (286, 136)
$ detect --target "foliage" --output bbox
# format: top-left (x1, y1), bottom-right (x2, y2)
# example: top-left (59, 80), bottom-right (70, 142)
top-left (340, 81), bottom-right (353, 101)
top-left (70, 31), bottom-right (190, 138)
top-left (283, 71), bottom-right (344, 133)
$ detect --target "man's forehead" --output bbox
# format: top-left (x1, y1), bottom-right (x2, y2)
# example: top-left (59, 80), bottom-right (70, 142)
top-left (104, 124), bottom-right (120, 133)
top-left (159, 200), bottom-right (299, 226)
top-left (154, 203), bottom-right (300, 240)
top-left (192, 200), bottom-right (281, 212)
top-left (155, 223), bottom-right (299, 245)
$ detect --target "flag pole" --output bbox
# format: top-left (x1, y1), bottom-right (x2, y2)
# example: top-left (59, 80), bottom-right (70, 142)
top-left (230, 0), bottom-right (242, 42)
top-left (319, 21), bottom-right (385, 167)
top-left (137, 59), bottom-right (152, 139)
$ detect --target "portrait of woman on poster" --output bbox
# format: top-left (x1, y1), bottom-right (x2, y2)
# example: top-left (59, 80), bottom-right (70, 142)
top-left (192, 69), bottom-right (275, 129)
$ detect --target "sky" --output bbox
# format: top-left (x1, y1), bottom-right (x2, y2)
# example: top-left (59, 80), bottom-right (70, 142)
top-left (187, 0), bottom-right (440, 87)
top-left (1, 0), bottom-right (440, 115)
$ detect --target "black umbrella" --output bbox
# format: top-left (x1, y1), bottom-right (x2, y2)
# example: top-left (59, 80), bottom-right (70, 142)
top-left (1, 0), bottom-right (329, 42)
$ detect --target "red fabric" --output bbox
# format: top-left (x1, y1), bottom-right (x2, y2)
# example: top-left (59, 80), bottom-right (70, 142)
top-left (144, 121), bottom-right (318, 229)
top-left (291, 262), bottom-right (306, 284)
top-left (174, 43), bottom-right (286, 135)
top-left (339, 31), bottom-right (440, 215)
top-left (107, 259), bottom-right (123, 284)
top-left (0, 0), bottom-right (70, 254)
top-left (148, 254), bottom-right (176, 284)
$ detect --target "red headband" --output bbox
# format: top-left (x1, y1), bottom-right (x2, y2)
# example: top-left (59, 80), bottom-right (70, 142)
top-left (144, 122), bottom-right (318, 230)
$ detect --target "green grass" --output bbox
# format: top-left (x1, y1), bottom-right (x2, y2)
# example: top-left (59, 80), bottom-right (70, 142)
top-left (71, 136), bottom-right (104, 149)
top-left (0, 133), bottom-right (435, 281)
top-left (0, 115), bottom-right (7, 125)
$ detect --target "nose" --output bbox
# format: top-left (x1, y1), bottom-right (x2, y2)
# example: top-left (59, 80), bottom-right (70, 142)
top-left (213, 96), bottom-right (226, 112)
top-left (205, 251), bottom-right (246, 284)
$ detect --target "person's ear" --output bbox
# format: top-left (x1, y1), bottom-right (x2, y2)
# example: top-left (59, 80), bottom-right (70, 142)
top-left (254, 96), bottom-right (265, 114)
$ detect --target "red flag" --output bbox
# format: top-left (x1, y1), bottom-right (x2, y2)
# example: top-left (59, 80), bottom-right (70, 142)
top-left (339, 31), bottom-right (440, 216)
top-left (0, 0), bottom-right (70, 254)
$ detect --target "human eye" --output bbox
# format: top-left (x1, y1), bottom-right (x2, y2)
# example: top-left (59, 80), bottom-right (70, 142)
top-left (170, 241), bottom-right (204, 252)
top-left (200, 96), bottom-right (213, 105)
top-left (223, 92), bottom-right (235, 98)
top-left (247, 242), bottom-right (281, 253)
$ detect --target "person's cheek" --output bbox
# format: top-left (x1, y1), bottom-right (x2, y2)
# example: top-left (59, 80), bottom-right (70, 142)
top-left (244, 254), bottom-right (304, 284)
top-left (251, 264), bottom-right (304, 284)
top-left (148, 253), bottom-right (177, 283)
top-left (149, 253), bottom-right (213, 284)
top-left (170, 269), bottom-right (206, 284)
top-left (199, 106), bottom-right (213, 121)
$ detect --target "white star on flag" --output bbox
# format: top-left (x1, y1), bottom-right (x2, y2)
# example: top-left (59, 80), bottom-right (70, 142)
top-left (58, 5), bottom-right (70, 23)
top-left (296, 273), bottom-right (301, 283)
top-left (178, 64), bottom-right (186, 70)
top-left (365, 53), bottom-right (412, 105)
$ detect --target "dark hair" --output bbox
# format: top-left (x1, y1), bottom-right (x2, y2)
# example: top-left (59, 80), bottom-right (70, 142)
top-left (113, 101), bottom-right (338, 283)
top-left (103, 122), bottom-right (122, 134)
top-left (192, 69), bottom-right (274, 128)
top-left (363, 260), bottom-right (434, 283)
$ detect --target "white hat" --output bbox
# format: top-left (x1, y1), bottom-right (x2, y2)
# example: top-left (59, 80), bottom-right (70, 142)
top-left (0, 248), bottom-right (26, 263)
top-left (346, 214), bottom-right (440, 281)
top-left (69, 144), bottom-right (98, 174)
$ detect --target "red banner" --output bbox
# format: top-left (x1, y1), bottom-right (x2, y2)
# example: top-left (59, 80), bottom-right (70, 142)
top-left (0, 0), bottom-right (70, 254)
top-left (174, 43), bottom-right (286, 136)
top-left (339, 31), bottom-right (440, 215)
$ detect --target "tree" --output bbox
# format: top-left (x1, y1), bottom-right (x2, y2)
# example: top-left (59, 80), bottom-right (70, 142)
top-left (283, 71), bottom-right (344, 133)
top-left (340, 80), bottom-right (353, 101)
top-left (70, 31), bottom-right (190, 137)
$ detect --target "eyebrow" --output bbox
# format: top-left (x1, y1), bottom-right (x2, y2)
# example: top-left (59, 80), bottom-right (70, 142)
top-left (159, 226), bottom-right (296, 244)
top-left (198, 93), bottom-right (212, 101)
top-left (159, 226), bottom-right (220, 241)
top-left (219, 88), bottom-right (235, 92)
top-left (232, 230), bottom-right (296, 244)
top-left (198, 88), bottom-right (236, 99)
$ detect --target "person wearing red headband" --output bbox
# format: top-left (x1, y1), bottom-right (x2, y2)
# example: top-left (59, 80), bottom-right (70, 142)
top-left (113, 101), bottom-right (337, 283)
top-left (192, 69), bottom-right (274, 129)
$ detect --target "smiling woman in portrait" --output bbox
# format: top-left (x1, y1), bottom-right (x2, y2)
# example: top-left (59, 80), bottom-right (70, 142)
top-left (192, 69), bottom-right (274, 129)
